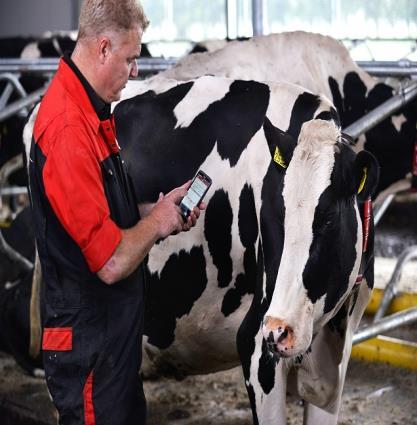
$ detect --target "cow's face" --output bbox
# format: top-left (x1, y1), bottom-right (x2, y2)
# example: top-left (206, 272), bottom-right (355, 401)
top-left (330, 73), bottom-right (417, 195)
top-left (262, 120), bottom-right (378, 358)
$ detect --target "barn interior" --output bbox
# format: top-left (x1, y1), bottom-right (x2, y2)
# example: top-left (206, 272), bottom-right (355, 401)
top-left (0, 1), bottom-right (416, 424)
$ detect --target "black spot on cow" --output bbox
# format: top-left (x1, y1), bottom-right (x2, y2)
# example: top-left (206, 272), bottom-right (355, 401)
top-left (215, 81), bottom-right (270, 166)
top-left (328, 72), bottom-right (367, 128)
top-left (302, 145), bottom-right (374, 313)
top-left (222, 184), bottom-right (257, 316)
top-left (205, 189), bottom-right (233, 288)
top-left (287, 92), bottom-right (321, 140)
top-left (37, 36), bottom-right (76, 57)
top-left (237, 242), bottom-right (266, 381)
top-left (189, 43), bottom-right (209, 54)
top-left (263, 117), bottom-right (297, 168)
top-left (144, 246), bottom-right (207, 349)
top-left (364, 83), bottom-right (416, 194)
top-left (258, 338), bottom-right (277, 394)
top-left (329, 72), bottom-right (416, 195)
top-left (115, 82), bottom-right (194, 200)
top-left (328, 76), bottom-right (343, 119)
top-left (260, 119), bottom-right (297, 305)
top-left (348, 285), bottom-right (360, 315)
top-left (238, 185), bottom-right (258, 248)
top-left (114, 80), bottom-right (270, 203)
top-left (0, 37), bottom-right (35, 57)
top-left (327, 302), bottom-right (348, 339)
top-left (343, 72), bottom-right (368, 127)
top-left (316, 107), bottom-right (340, 126)
top-left (140, 43), bottom-right (151, 57)
top-left (260, 164), bottom-right (285, 303)
top-left (188, 37), bottom-right (249, 54)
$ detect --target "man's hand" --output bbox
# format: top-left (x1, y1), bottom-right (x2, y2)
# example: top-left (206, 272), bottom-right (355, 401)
top-left (161, 180), bottom-right (206, 233)
top-left (98, 180), bottom-right (206, 285)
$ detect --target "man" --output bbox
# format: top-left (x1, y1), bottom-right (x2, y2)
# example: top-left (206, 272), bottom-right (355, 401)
top-left (28, 1), bottom-right (203, 423)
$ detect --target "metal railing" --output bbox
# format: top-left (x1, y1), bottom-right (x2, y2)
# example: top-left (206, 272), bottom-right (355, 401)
top-left (0, 57), bottom-right (177, 75)
top-left (344, 80), bottom-right (417, 139)
top-left (1, 58), bottom-right (417, 77)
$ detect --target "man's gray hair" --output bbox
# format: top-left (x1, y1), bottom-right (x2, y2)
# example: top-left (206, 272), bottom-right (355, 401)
top-left (78, 0), bottom-right (149, 40)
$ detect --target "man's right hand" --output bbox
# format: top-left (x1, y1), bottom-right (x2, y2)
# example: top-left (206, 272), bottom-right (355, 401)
top-left (148, 191), bottom-right (185, 239)
top-left (97, 181), bottom-right (203, 285)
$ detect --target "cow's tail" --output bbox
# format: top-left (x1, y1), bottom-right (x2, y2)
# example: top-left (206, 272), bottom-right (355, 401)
top-left (29, 248), bottom-right (42, 358)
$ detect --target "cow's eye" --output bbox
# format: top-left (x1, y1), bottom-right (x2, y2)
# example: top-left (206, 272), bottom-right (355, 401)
top-left (316, 214), bottom-right (334, 234)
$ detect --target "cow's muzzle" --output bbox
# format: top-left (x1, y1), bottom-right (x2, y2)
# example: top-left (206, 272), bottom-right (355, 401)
top-left (262, 316), bottom-right (295, 357)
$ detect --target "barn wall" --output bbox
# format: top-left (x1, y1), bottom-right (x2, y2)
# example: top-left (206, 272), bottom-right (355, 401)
top-left (0, 0), bottom-right (81, 37)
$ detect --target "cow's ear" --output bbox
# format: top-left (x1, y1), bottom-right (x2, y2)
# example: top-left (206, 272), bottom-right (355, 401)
top-left (263, 118), bottom-right (297, 171)
top-left (354, 150), bottom-right (380, 200)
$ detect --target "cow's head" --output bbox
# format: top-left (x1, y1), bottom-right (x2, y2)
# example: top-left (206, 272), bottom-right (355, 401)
top-left (330, 73), bottom-right (416, 196)
top-left (261, 119), bottom-right (378, 358)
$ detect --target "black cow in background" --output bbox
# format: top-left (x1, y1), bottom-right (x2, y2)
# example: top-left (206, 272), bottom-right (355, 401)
top-left (0, 34), bottom-right (77, 190)
top-left (0, 207), bottom-right (42, 376)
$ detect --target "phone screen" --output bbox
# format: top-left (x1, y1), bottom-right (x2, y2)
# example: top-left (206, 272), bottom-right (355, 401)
top-left (180, 171), bottom-right (212, 219)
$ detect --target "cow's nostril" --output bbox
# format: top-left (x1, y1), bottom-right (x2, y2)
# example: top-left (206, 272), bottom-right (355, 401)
top-left (277, 327), bottom-right (288, 343)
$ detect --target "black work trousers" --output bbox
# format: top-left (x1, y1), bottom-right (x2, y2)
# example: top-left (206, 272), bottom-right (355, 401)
top-left (42, 297), bottom-right (146, 425)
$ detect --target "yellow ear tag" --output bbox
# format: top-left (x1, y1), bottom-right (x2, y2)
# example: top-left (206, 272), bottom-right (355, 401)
top-left (273, 146), bottom-right (287, 169)
top-left (357, 167), bottom-right (368, 194)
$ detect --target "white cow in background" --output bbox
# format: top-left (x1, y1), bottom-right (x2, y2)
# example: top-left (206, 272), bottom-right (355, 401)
top-left (159, 31), bottom-right (415, 203)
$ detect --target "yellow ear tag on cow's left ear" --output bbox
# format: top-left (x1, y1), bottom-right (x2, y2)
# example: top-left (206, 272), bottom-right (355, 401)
top-left (273, 146), bottom-right (287, 169)
top-left (357, 167), bottom-right (368, 194)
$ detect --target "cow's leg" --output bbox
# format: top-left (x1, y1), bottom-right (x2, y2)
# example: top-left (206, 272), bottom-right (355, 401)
top-left (238, 316), bottom-right (287, 425)
top-left (303, 403), bottom-right (339, 425)
top-left (300, 284), bottom-right (372, 425)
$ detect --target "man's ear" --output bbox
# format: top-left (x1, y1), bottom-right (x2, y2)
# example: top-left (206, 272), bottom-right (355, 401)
top-left (98, 36), bottom-right (111, 64)
top-left (354, 150), bottom-right (380, 201)
top-left (263, 117), bottom-right (297, 171)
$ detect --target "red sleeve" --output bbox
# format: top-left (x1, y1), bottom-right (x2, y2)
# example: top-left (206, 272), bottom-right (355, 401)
top-left (42, 125), bottom-right (122, 273)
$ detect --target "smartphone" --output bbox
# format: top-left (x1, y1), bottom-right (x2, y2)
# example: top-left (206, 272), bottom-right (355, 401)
top-left (179, 170), bottom-right (212, 221)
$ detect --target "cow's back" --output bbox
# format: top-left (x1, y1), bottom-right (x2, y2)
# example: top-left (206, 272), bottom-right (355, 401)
top-left (161, 31), bottom-right (376, 101)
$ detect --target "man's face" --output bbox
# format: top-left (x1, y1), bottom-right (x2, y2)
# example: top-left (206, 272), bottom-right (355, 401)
top-left (102, 27), bottom-right (142, 103)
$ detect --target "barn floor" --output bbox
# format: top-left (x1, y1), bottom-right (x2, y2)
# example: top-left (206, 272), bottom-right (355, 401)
top-left (1, 196), bottom-right (416, 425)
top-left (1, 352), bottom-right (417, 425)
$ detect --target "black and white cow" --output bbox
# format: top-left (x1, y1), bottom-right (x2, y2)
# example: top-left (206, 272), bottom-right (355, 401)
top-left (161, 31), bottom-right (414, 204)
top-left (110, 75), bottom-right (378, 423)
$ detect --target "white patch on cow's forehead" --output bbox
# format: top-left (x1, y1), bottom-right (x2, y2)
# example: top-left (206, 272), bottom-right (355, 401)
top-left (173, 76), bottom-right (232, 129)
top-left (283, 120), bottom-right (339, 216)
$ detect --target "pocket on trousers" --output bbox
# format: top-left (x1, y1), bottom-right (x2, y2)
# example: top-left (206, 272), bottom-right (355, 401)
top-left (42, 327), bottom-right (73, 351)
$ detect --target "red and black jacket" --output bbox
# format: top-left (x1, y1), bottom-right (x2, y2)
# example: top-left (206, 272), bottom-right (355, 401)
top-left (29, 57), bottom-right (144, 309)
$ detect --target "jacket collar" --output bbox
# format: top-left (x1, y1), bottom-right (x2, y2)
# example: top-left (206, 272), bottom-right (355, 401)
top-left (63, 52), bottom-right (111, 121)
top-left (56, 58), bottom-right (101, 134)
